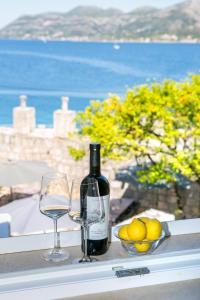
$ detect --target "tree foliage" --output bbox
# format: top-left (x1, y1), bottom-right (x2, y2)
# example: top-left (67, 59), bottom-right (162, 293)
top-left (74, 75), bottom-right (200, 185)
top-left (68, 146), bottom-right (86, 161)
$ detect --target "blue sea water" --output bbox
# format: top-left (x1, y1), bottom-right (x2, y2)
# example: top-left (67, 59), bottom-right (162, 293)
top-left (0, 39), bottom-right (200, 125)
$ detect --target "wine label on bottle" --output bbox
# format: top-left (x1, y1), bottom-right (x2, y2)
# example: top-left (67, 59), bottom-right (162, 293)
top-left (87, 195), bottom-right (109, 240)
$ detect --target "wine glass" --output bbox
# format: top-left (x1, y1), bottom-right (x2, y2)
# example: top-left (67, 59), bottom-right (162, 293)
top-left (39, 172), bottom-right (71, 262)
top-left (69, 178), bottom-right (105, 263)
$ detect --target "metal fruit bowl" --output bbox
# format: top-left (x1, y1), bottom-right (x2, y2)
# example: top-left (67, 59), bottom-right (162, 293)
top-left (114, 226), bottom-right (166, 255)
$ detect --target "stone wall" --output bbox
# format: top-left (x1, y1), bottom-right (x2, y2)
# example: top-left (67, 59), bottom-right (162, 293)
top-left (122, 183), bottom-right (200, 219)
top-left (0, 127), bottom-right (88, 179)
top-left (0, 126), bottom-right (121, 200)
top-left (0, 95), bottom-right (122, 189)
top-left (0, 95), bottom-right (118, 182)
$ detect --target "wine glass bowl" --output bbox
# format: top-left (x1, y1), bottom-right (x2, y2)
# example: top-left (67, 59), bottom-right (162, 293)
top-left (40, 195), bottom-right (70, 219)
top-left (39, 172), bottom-right (71, 262)
top-left (114, 226), bottom-right (166, 255)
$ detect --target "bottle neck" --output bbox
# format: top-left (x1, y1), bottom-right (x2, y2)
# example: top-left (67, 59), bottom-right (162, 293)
top-left (90, 148), bottom-right (101, 176)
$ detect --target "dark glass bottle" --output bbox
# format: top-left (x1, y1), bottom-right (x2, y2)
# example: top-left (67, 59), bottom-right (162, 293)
top-left (81, 143), bottom-right (110, 255)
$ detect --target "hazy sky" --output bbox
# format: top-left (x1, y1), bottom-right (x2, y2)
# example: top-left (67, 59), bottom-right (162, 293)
top-left (0, 0), bottom-right (185, 29)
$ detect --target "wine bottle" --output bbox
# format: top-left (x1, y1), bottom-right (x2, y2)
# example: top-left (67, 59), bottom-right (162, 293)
top-left (81, 143), bottom-right (110, 255)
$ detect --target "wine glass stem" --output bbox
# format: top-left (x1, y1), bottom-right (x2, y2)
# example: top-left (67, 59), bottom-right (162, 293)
top-left (83, 223), bottom-right (89, 260)
top-left (53, 218), bottom-right (60, 250)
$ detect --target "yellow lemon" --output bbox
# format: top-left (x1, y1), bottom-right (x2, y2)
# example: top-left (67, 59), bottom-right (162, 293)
top-left (118, 225), bottom-right (129, 240)
top-left (134, 241), bottom-right (151, 252)
top-left (145, 218), bottom-right (162, 240)
top-left (127, 219), bottom-right (146, 240)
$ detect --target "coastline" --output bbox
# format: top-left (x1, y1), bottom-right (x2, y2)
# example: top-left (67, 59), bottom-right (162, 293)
top-left (0, 38), bottom-right (199, 44)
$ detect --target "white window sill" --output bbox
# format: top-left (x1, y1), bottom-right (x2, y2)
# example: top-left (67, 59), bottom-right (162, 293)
top-left (0, 219), bottom-right (200, 299)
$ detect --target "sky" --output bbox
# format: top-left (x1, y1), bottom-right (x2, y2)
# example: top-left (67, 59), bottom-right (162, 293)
top-left (0, 0), bottom-right (185, 29)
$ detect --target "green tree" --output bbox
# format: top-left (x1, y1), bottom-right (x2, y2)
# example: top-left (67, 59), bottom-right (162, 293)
top-left (72, 75), bottom-right (200, 215)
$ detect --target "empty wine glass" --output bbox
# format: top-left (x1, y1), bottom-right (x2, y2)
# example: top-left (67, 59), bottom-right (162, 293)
top-left (69, 178), bottom-right (105, 263)
top-left (39, 172), bottom-right (71, 262)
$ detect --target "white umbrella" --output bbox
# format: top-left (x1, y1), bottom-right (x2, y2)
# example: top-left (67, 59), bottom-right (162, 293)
top-left (0, 160), bottom-right (54, 187)
top-left (0, 196), bottom-right (79, 236)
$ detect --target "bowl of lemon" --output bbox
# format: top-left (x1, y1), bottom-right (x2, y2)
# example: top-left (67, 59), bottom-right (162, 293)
top-left (114, 217), bottom-right (165, 255)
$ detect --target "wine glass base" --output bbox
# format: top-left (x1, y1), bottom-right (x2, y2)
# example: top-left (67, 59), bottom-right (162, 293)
top-left (72, 257), bottom-right (98, 264)
top-left (42, 248), bottom-right (70, 262)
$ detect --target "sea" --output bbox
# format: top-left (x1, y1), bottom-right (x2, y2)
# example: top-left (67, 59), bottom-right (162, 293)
top-left (0, 39), bottom-right (200, 125)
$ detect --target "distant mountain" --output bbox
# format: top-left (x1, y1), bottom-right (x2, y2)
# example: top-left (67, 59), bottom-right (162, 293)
top-left (0, 0), bottom-right (199, 41)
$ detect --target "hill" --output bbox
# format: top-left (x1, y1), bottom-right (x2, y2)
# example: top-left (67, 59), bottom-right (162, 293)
top-left (0, 0), bottom-right (199, 41)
